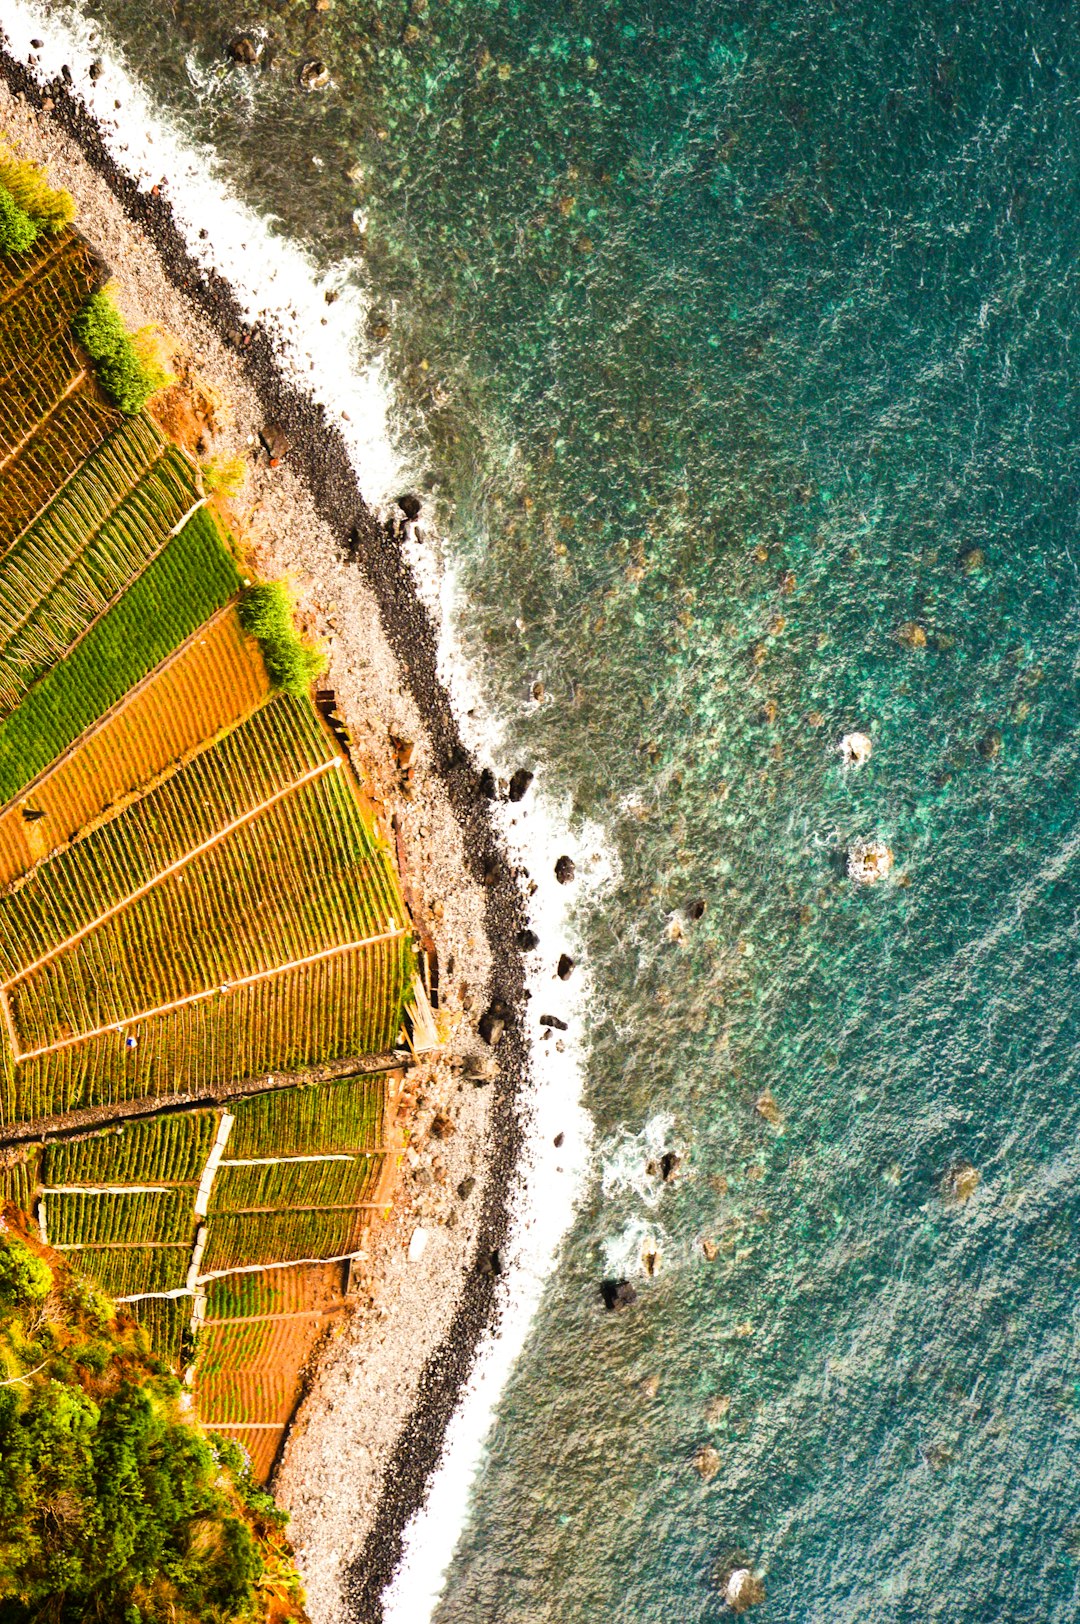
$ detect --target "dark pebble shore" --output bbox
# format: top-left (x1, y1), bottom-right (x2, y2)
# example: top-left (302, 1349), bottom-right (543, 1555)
top-left (0, 36), bottom-right (529, 1624)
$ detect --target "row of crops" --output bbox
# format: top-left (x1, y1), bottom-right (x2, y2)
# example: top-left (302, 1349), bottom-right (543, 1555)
top-left (0, 503), bottom-right (241, 802)
top-left (0, 332), bottom-right (83, 462)
top-left (11, 932), bottom-right (412, 1120)
top-left (0, 230), bottom-right (99, 377)
top-left (0, 693), bottom-right (341, 974)
top-left (10, 770), bottom-right (404, 1054)
top-left (0, 606), bottom-right (270, 888)
top-left (0, 447), bottom-right (201, 712)
top-left (1, 385), bottom-right (119, 549)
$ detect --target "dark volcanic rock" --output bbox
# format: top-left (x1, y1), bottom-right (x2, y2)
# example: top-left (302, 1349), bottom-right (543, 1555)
top-left (478, 1010), bottom-right (505, 1047)
top-left (258, 421), bottom-right (290, 461)
top-left (299, 58), bottom-right (330, 90)
top-left (660, 1151), bottom-right (681, 1183)
top-left (478, 768), bottom-right (497, 800)
top-left (600, 1279), bottom-right (637, 1312)
top-left (508, 767), bottom-right (534, 802)
top-left (539, 1014), bottom-right (568, 1031)
top-left (689, 897), bottom-right (707, 920)
top-left (457, 1175), bottom-right (476, 1201)
top-left (555, 854), bottom-right (576, 884)
top-left (557, 953), bottom-right (575, 980)
top-left (515, 929), bottom-right (540, 952)
top-left (397, 492), bottom-right (423, 521)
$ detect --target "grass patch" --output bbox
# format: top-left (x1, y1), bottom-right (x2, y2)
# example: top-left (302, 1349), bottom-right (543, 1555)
top-left (238, 582), bottom-right (325, 698)
top-left (202, 453), bottom-right (248, 497)
top-left (0, 150), bottom-right (74, 232)
top-left (0, 184), bottom-right (39, 256)
top-left (0, 505), bottom-right (240, 803)
top-left (73, 290), bottom-right (170, 415)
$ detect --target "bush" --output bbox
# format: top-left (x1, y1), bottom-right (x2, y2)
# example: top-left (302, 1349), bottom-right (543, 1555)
top-left (238, 582), bottom-right (326, 697)
top-left (0, 185), bottom-right (39, 256)
top-left (202, 454), bottom-right (248, 497)
top-left (0, 1232), bottom-right (52, 1305)
top-left (0, 152), bottom-right (75, 232)
top-left (72, 291), bottom-right (169, 415)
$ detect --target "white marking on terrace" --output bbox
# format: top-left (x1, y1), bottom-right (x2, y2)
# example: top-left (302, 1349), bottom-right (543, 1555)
top-left (36, 1195), bottom-right (47, 1246)
top-left (194, 1110), bottom-right (234, 1218)
top-left (12, 927), bottom-right (409, 1062)
top-left (41, 1184), bottom-right (172, 1195)
top-left (197, 1249), bottom-right (368, 1283)
top-left (218, 1153), bottom-right (357, 1166)
top-left (2, 755), bottom-right (344, 992)
top-left (186, 1224), bottom-right (209, 1294)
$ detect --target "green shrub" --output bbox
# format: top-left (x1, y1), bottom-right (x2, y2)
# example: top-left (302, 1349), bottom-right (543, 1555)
top-left (0, 1232), bottom-right (52, 1305)
top-left (0, 184), bottom-right (39, 256)
top-left (0, 152), bottom-right (75, 232)
top-left (238, 582), bottom-right (326, 697)
top-left (72, 291), bottom-right (169, 415)
top-left (202, 454), bottom-right (248, 497)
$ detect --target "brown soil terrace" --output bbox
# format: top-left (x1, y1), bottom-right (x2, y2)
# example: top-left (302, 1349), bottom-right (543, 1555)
top-left (0, 44), bottom-right (533, 1624)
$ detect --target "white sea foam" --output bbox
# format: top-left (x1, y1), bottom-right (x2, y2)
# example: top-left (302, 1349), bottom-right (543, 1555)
top-left (600, 1111), bottom-right (679, 1209)
top-left (2, 8), bottom-right (618, 1618)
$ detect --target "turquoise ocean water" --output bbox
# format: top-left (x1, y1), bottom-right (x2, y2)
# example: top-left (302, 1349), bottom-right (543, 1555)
top-left (38, 1), bottom-right (1080, 1615)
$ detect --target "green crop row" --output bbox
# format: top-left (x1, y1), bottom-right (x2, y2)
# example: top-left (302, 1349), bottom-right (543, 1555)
top-left (204, 1264), bottom-right (343, 1320)
top-left (0, 234), bottom-right (99, 374)
top-left (210, 1154), bottom-right (384, 1214)
top-left (0, 504), bottom-right (240, 802)
top-left (0, 694), bottom-right (336, 978)
top-left (67, 1243), bottom-right (189, 1299)
top-left (0, 334), bottom-right (82, 460)
top-left (47, 1186), bottom-right (195, 1247)
top-left (0, 385), bottom-right (119, 551)
top-left (0, 449), bottom-right (200, 711)
top-left (202, 1207), bottom-right (367, 1273)
top-left (131, 1293), bottom-right (189, 1370)
top-left (228, 1073), bottom-right (386, 1159)
top-left (12, 933), bottom-right (412, 1123)
top-left (11, 771), bottom-right (408, 1054)
top-left (0, 1150), bottom-right (39, 1215)
top-left (43, 1109), bottom-right (218, 1187)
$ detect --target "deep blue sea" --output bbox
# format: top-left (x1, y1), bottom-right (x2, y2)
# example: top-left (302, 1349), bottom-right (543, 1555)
top-left (33, 1), bottom-right (1080, 1616)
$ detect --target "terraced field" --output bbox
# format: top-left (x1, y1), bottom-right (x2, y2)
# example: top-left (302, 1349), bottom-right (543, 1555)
top-left (0, 171), bottom-right (425, 1481)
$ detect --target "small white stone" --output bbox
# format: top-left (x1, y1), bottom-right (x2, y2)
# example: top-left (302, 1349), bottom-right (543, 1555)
top-left (407, 1227), bottom-right (429, 1262)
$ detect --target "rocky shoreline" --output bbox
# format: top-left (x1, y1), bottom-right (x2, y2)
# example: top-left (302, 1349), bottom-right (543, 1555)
top-left (0, 40), bottom-right (528, 1624)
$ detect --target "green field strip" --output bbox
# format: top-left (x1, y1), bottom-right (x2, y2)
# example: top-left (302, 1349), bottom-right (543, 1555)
top-left (66, 1242), bottom-right (189, 1298)
top-left (0, 1148), bottom-right (39, 1214)
top-left (9, 774), bottom-right (405, 1049)
top-left (227, 1072), bottom-right (386, 1158)
top-left (0, 505), bottom-right (240, 802)
top-left (0, 333), bottom-right (83, 462)
top-left (0, 449), bottom-right (200, 710)
top-left (132, 1294), bottom-right (188, 1368)
top-left (201, 1207), bottom-right (367, 1272)
top-left (204, 1263), bottom-right (344, 1320)
top-left (0, 411), bottom-right (162, 568)
top-left (0, 233), bottom-right (100, 373)
top-left (46, 1184), bottom-right (196, 1246)
top-left (209, 1154), bottom-right (384, 1213)
top-left (0, 693), bottom-right (335, 976)
top-left (0, 386), bottom-right (120, 549)
top-left (42, 1107), bottom-right (218, 1186)
top-left (12, 935), bottom-right (412, 1121)
top-left (198, 1316), bottom-right (276, 1376)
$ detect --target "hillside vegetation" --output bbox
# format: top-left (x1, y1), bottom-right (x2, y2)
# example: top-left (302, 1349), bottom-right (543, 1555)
top-left (0, 1217), bottom-right (309, 1624)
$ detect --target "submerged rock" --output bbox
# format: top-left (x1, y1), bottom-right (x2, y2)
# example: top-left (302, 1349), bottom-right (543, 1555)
top-left (847, 839), bottom-right (893, 885)
top-left (978, 726), bottom-right (1004, 760)
top-left (839, 730), bottom-right (873, 767)
top-left (755, 1088), bottom-right (783, 1128)
top-left (659, 1151), bottom-right (681, 1183)
top-left (600, 1278), bottom-right (637, 1311)
top-left (896, 621), bottom-right (928, 649)
top-left (228, 35), bottom-right (259, 63)
top-left (941, 1159), bottom-right (980, 1205)
top-left (688, 897), bottom-right (707, 920)
top-left (725, 1568), bottom-right (765, 1612)
top-left (693, 1443), bottom-right (722, 1482)
top-left (299, 58), bottom-right (331, 90)
top-left (959, 546), bottom-right (986, 574)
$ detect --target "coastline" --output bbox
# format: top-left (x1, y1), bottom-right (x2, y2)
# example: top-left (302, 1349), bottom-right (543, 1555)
top-left (0, 49), bottom-right (529, 1624)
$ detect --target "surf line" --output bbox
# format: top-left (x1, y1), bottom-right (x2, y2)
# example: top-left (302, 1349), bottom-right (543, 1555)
top-left (0, 10), bottom-right (613, 1619)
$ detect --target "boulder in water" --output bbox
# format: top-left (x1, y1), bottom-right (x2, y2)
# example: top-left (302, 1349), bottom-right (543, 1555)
top-left (228, 35), bottom-right (259, 63)
top-left (557, 953), bottom-right (575, 980)
top-left (600, 1278), bottom-right (637, 1311)
top-left (508, 767), bottom-right (534, 802)
top-left (978, 726), bottom-right (1004, 760)
top-left (516, 929), bottom-right (540, 952)
top-left (839, 730), bottom-right (873, 766)
top-left (299, 58), bottom-right (331, 90)
top-left (896, 621), bottom-right (928, 649)
top-left (725, 1568), bottom-right (765, 1612)
top-left (555, 854), bottom-right (576, 884)
top-left (847, 839), bottom-right (893, 885)
top-left (755, 1088), bottom-right (783, 1128)
top-left (694, 1443), bottom-right (722, 1482)
top-left (941, 1159), bottom-right (980, 1205)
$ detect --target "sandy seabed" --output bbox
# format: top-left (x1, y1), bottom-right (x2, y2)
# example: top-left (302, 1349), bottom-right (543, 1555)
top-left (0, 68), bottom-right (529, 1624)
